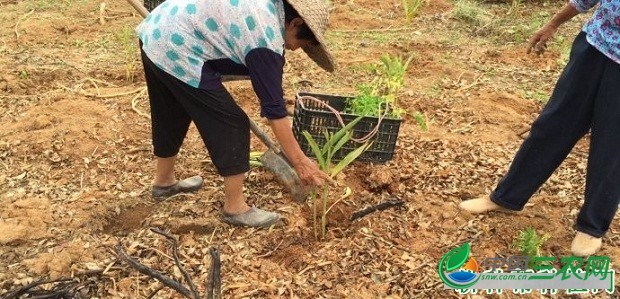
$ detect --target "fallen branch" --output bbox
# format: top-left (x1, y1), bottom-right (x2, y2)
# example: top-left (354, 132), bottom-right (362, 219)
top-left (149, 228), bottom-right (200, 299)
top-left (333, 26), bottom-right (417, 33)
top-left (517, 128), bottom-right (530, 139)
top-left (256, 239), bottom-right (283, 258)
top-left (205, 247), bottom-right (222, 299)
top-left (2, 278), bottom-right (69, 299)
top-left (99, 2), bottom-right (107, 25)
top-left (131, 88), bottom-right (151, 119)
top-left (59, 84), bottom-right (145, 99)
top-left (146, 284), bottom-right (165, 299)
top-left (350, 199), bottom-right (404, 221)
top-left (14, 9), bottom-right (35, 42)
top-left (0, 277), bottom-right (97, 299)
top-left (115, 243), bottom-right (194, 298)
top-left (116, 228), bottom-right (222, 299)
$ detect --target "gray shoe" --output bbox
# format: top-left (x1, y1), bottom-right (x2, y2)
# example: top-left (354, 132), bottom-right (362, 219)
top-left (151, 176), bottom-right (204, 200)
top-left (221, 206), bottom-right (280, 228)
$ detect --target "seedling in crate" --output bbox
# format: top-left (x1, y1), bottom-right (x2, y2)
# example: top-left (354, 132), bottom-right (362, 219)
top-left (346, 54), bottom-right (413, 118)
top-left (302, 116), bottom-right (371, 240)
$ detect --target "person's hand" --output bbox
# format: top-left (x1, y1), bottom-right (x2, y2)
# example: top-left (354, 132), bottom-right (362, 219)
top-left (527, 23), bottom-right (558, 55)
top-left (292, 155), bottom-right (330, 187)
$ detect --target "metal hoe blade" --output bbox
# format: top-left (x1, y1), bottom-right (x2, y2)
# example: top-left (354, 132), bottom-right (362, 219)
top-left (259, 149), bottom-right (308, 202)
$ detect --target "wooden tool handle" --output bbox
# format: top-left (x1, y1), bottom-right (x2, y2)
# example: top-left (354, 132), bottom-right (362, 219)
top-left (249, 120), bottom-right (281, 153)
top-left (126, 0), bottom-right (149, 18)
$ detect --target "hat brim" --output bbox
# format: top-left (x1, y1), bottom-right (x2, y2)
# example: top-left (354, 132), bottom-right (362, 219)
top-left (302, 35), bottom-right (335, 72)
top-left (287, 0), bottom-right (336, 72)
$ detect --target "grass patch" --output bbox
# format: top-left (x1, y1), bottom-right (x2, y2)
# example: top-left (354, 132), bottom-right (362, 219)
top-left (25, 0), bottom-right (89, 11)
top-left (451, 0), bottom-right (493, 26)
top-left (499, 14), bottom-right (547, 45)
top-left (521, 89), bottom-right (549, 104)
top-left (554, 37), bottom-right (573, 66)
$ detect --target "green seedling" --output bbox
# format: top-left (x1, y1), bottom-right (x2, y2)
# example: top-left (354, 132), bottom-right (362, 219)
top-left (18, 70), bottom-right (29, 80)
top-left (413, 111), bottom-right (428, 131)
top-left (302, 116), bottom-right (371, 240)
top-left (512, 227), bottom-right (551, 268)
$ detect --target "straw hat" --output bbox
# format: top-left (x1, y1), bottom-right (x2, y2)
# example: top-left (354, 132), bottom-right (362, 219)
top-left (286, 0), bottom-right (335, 72)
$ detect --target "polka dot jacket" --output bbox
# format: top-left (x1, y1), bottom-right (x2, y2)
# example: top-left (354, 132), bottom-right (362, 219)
top-left (137, 0), bottom-right (290, 119)
top-left (571, 0), bottom-right (620, 65)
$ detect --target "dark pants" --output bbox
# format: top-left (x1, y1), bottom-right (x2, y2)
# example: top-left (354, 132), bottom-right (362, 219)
top-left (140, 48), bottom-right (251, 177)
top-left (491, 32), bottom-right (620, 238)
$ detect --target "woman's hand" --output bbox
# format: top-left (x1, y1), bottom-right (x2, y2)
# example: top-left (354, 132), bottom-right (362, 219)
top-left (267, 117), bottom-right (330, 187)
top-left (292, 155), bottom-right (330, 187)
top-left (527, 23), bottom-right (558, 55)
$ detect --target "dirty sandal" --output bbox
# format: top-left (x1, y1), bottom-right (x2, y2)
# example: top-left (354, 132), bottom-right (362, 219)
top-left (151, 175), bottom-right (204, 200)
top-left (221, 206), bottom-right (280, 228)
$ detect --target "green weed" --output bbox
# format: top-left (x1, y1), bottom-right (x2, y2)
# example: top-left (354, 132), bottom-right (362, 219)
top-left (402, 0), bottom-right (425, 22)
top-left (115, 26), bottom-right (138, 82)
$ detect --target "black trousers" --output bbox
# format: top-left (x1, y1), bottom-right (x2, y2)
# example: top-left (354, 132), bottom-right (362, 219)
top-left (491, 32), bottom-right (620, 237)
top-left (140, 48), bottom-right (250, 177)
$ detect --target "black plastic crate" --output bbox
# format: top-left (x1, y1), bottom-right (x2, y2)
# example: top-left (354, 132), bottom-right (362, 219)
top-left (144, 0), bottom-right (165, 11)
top-left (292, 92), bottom-right (402, 163)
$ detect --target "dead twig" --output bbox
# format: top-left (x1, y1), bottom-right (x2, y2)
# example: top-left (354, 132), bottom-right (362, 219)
top-left (14, 9), bottom-right (35, 42)
top-left (205, 247), bottom-right (222, 299)
top-left (0, 277), bottom-right (96, 299)
top-left (150, 228), bottom-right (200, 299)
top-left (116, 229), bottom-right (222, 299)
top-left (350, 199), bottom-right (405, 221)
top-left (146, 284), bottom-right (165, 299)
top-left (256, 239), bottom-right (283, 258)
top-left (517, 128), bottom-right (530, 139)
top-left (84, 77), bottom-right (118, 88)
top-left (333, 26), bottom-right (417, 33)
top-left (99, 2), bottom-right (107, 25)
top-left (1, 278), bottom-right (72, 299)
top-left (115, 243), bottom-right (194, 298)
top-left (131, 88), bottom-right (151, 119)
top-left (59, 84), bottom-right (145, 99)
